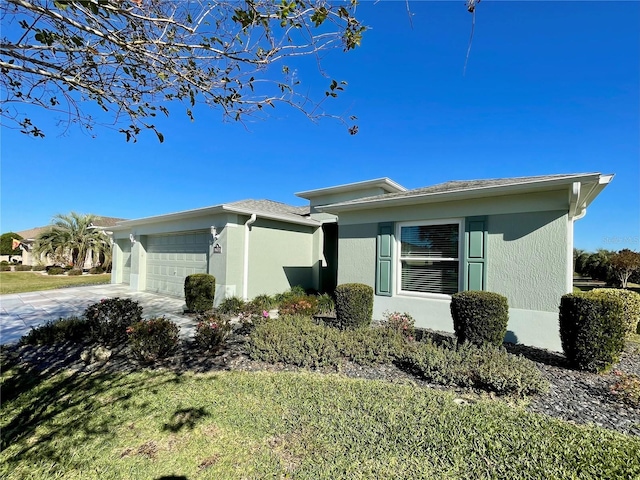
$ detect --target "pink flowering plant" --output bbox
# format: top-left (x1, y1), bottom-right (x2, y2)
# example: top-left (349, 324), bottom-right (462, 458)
top-left (381, 311), bottom-right (415, 341)
top-left (194, 312), bottom-right (232, 351)
top-left (610, 370), bottom-right (640, 407)
top-left (126, 317), bottom-right (180, 362)
top-left (278, 295), bottom-right (318, 317)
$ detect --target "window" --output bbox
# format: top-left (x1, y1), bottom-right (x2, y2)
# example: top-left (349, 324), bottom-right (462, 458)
top-left (397, 221), bottom-right (461, 296)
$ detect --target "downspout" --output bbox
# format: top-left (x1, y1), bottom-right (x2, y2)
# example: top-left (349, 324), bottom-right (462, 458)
top-left (243, 214), bottom-right (257, 300)
top-left (567, 182), bottom-right (585, 293)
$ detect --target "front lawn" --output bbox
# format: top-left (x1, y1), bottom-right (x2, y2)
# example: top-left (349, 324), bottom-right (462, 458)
top-left (1, 367), bottom-right (638, 480)
top-left (0, 272), bottom-right (110, 294)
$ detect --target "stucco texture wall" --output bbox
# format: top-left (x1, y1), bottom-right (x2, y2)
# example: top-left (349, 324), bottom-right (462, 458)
top-left (487, 210), bottom-right (568, 312)
top-left (336, 223), bottom-right (377, 288)
top-left (246, 219), bottom-right (316, 298)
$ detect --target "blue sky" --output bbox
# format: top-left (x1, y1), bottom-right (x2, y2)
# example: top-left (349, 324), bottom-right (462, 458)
top-left (1, 1), bottom-right (638, 252)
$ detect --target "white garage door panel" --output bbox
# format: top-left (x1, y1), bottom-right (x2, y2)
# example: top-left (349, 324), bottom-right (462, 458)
top-left (146, 233), bottom-right (208, 297)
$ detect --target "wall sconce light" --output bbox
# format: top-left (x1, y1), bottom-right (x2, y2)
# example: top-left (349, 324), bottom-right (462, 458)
top-left (129, 233), bottom-right (136, 244)
top-left (210, 226), bottom-right (219, 240)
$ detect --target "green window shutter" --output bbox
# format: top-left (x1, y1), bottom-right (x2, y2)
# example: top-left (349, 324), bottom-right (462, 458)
top-left (376, 222), bottom-right (394, 296)
top-left (463, 216), bottom-right (487, 291)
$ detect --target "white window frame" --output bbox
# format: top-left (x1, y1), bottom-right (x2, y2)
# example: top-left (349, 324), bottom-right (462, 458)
top-left (395, 219), bottom-right (464, 299)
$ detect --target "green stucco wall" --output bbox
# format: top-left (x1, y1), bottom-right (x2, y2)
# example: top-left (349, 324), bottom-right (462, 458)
top-left (333, 191), bottom-right (572, 351)
top-left (487, 210), bottom-right (568, 312)
top-left (246, 218), bottom-right (316, 298)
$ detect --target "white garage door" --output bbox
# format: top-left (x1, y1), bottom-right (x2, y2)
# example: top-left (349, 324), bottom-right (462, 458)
top-left (118, 240), bottom-right (131, 284)
top-left (146, 232), bottom-right (209, 297)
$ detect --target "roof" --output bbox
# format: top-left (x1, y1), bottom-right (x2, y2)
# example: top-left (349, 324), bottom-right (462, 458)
top-left (296, 177), bottom-right (407, 200)
top-left (112, 199), bottom-right (317, 230)
top-left (17, 216), bottom-right (127, 241)
top-left (317, 173), bottom-right (614, 216)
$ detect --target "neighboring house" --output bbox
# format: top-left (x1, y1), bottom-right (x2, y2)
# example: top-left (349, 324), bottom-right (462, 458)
top-left (16, 216), bottom-right (125, 267)
top-left (110, 173), bottom-right (612, 351)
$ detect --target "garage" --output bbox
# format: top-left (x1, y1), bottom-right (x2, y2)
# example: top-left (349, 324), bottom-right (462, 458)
top-left (145, 232), bottom-right (209, 297)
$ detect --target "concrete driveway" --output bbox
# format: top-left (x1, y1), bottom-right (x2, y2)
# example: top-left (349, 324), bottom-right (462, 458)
top-left (0, 284), bottom-right (193, 345)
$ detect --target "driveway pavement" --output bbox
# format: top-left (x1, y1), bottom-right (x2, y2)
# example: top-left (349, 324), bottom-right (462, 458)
top-left (0, 284), bottom-right (193, 345)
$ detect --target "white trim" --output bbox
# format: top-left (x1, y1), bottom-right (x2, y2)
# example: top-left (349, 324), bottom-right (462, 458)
top-left (296, 177), bottom-right (407, 199)
top-left (395, 218), bottom-right (464, 299)
top-left (243, 214), bottom-right (257, 300)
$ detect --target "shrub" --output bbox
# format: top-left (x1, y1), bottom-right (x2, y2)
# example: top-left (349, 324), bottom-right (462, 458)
top-left (218, 296), bottom-right (246, 315)
top-left (380, 311), bottom-right (415, 340)
top-left (84, 297), bottom-right (143, 345)
top-left (592, 288), bottom-right (640, 338)
top-left (247, 294), bottom-right (276, 313)
top-left (20, 317), bottom-right (92, 345)
top-left (184, 273), bottom-right (216, 313)
top-left (0, 265), bottom-right (11, 272)
top-left (450, 291), bottom-right (509, 347)
top-left (89, 266), bottom-right (105, 274)
top-left (67, 268), bottom-right (83, 276)
top-left (31, 265), bottom-right (46, 271)
top-left (0, 260), bottom-right (8, 266)
top-left (400, 342), bottom-right (548, 397)
top-left (334, 283), bottom-right (373, 329)
top-left (278, 295), bottom-right (318, 317)
top-left (248, 316), bottom-right (340, 368)
top-left (316, 293), bottom-right (335, 315)
top-left (194, 311), bottom-right (232, 352)
top-left (272, 285), bottom-right (308, 305)
top-left (47, 267), bottom-right (65, 275)
top-left (340, 327), bottom-right (406, 366)
top-left (127, 317), bottom-right (180, 362)
top-left (559, 292), bottom-right (626, 372)
top-left (610, 371), bottom-right (640, 407)
top-left (14, 264), bottom-right (32, 271)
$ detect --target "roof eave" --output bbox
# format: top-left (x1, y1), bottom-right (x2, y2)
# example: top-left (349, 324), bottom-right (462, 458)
top-left (318, 173), bottom-right (608, 213)
top-left (295, 177), bottom-right (407, 199)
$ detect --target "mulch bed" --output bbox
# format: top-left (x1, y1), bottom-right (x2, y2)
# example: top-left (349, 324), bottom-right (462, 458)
top-left (2, 330), bottom-right (639, 437)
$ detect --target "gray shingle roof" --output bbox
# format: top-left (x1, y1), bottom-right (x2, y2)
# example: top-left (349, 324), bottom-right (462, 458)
top-left (226, 199), bottom-right (310, 218)
top-left (322, 173), bottom-right (599, 208)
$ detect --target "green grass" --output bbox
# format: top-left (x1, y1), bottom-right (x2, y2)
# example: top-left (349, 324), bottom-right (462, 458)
top-left (1, 366), bottom-right (638, 479)
top-left (0, 272), bottom-right (110, 294)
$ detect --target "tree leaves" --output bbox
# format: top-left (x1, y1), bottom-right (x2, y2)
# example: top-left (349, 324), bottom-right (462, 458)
top-left (1, 0), bottom-right (366, 141)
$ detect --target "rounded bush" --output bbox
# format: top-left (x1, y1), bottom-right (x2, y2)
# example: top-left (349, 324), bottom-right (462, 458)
top-left (127, 317), bottom-right (180, 362)
top-left (559, 292), bottom-right (626, 372)
top-left (184, 273), bottom-right (216, 313)
top-left (334, 283), bottom-right (373, 330)
top-left (194, 311), bottom-right (232, 352)
top-left (15, 264), bottom-right (32, 271)
top-left (47, 267), bottom-right (65, 275)
top-left (89, 266), bottom-right (105, 274)
top-left (450, 291), bottom-right (509, 347)
top-left (0, 265), bottom-right (11, 272)
top-left (32, 265), bottom-right (46, 271)
top-left (67, 268), bottom-right (83, 276)
top-left (84, 297), bottom-right (143, 345)
top-left (591, 288), bottom-right (640, 338)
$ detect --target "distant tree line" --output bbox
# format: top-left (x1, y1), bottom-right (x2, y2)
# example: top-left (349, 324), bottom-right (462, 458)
top-left (574, 248), bottom-right (640, 289)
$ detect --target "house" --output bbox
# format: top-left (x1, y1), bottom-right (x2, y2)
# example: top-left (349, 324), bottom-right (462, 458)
top-left (16, 216), bottom-right (125, 267)
top-left (110, 172), bottom-right (612, 351)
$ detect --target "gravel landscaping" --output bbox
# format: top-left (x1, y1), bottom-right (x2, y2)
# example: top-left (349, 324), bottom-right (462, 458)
top-left (2, 329), bottom-right (639, 437)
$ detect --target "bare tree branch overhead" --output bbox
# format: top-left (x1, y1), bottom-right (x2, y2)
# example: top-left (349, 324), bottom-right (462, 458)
top-left (1, 0), bottom-right (365, 141)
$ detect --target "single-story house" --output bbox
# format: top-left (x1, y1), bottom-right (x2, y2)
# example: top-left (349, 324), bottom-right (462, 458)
top-left (110, 172), bottom-right (612, 351)
top-left (15, 216), bottom-right (125, 268)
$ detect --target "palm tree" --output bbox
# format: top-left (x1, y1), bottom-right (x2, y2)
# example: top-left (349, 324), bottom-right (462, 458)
top-left (34, 212), bottom-right (111, 269)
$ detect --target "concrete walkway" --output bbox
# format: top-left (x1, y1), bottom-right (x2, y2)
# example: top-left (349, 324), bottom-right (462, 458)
top-left (0, 284), bottom-right (193, 345)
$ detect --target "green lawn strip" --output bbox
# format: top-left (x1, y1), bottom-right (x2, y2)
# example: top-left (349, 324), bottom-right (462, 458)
top-left (1, 368), bottom-right (638, 479)
top-left (0, 272), bottom-right (110, 294)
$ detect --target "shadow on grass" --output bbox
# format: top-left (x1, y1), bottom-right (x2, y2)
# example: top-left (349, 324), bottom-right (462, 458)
top-left (0, 347), bottom-right (189, 473)
top-left (163, 407), bottom-right (209, 433)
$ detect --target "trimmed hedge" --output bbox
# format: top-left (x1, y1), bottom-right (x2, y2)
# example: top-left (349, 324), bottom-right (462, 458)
top-left (47, 267), bottom-right (65, 275)
top-left (20, 317), bottom-right (92, 345)
top-left (334, 283), bottom-right (373, 329)
top-left (15, 265), bottom-right (32, 271)
top-left (184, 273), bottom-right (216, 313)
top-left (84, 297), bottom-right (143, 345)
top-left (592, 288), bottom-right (640, 337)
top-left (559, 292), bottom-right (626, 372)
top-left (67, 269), bottom-right (83, 276)
top-left (450, 291), bottom-right (509, 347)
